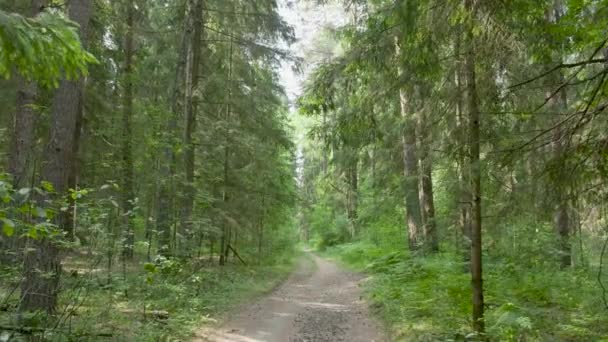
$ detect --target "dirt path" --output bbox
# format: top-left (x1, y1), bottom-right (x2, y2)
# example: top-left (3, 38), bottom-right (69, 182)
top-left (194, 253), bottom-right (385, 342)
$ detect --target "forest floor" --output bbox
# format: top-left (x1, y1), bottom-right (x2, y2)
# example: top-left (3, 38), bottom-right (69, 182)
top-left (0, 249), bottom-right (299, 341)
top-left (195, 252), bottom-right (386, 342)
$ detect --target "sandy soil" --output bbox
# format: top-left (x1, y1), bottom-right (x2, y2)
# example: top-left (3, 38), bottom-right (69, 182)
top-left (194, 253), bottom-right (386, 342)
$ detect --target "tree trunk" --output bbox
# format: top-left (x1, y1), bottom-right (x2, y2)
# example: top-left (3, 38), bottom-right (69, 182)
top-left (545, 3), bottom-right (571, 269)
top-left (158, 23), bottom-right (188, 258)
top-left (8, 76), bottom-right (37, 189)
top-left (20, 0), bottom-right (93, 314)
top-left (219, 145), bottom-right (230, 266)
top-left (3, 72), bottom-right (37, 267)
top-left (258, 194), bottom-right (265, 264)
top-left (393, 33), bottom-right (425, 252)
top-left (220, 30), bottom-right (234, 266)
top-left (464, 0), bottom-right (484, 333)
top-left (346, 157), bottom-right (358, 238)
top-left (121, 0), bottom-right (136, 260)
top-left (2, 0), bottom-right (46, 266)
top-left (181, 0), bottom-right (204, 252)
top-left (398, 91), bottom-right (424, 251)
top-left (454, 32), bottom-right (472, 267)
top-left (417, 108), bottom-right (438, 252)
top-left (66, 95), bottom-right (84, 242)
top-left (19, 239), bottom-right (61, 313)
top-left (395, 38), bottom-right (424, 252)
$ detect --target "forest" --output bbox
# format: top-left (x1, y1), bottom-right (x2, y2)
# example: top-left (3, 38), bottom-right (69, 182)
top-left (1, 0), bottom-right (608, 341)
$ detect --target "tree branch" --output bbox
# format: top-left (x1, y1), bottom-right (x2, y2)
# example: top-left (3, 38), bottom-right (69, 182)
top-left (509, 58), bottom-right (607, 90)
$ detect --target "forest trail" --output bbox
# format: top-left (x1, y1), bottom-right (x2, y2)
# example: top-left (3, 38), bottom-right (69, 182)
top-left (195, 253), bottom-right (385, 342)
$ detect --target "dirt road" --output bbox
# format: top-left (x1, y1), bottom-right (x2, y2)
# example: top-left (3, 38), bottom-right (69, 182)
top-left (195, 253), bottom-right (385, 342)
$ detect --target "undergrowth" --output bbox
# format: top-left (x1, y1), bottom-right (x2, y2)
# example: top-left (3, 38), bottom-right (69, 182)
top-left (325, 242), bottom-right (608, 341)
top-left (0, 250), bottom-right (298, 341)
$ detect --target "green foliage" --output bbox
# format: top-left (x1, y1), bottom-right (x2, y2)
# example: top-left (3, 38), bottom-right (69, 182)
top-left (327, 240), bottom-right (608, 341)
top-left (0, 175), bottom-right (63, 241)
top-left (0, 9), bottom-right (97, 87)
top-left (0, 248), bottom-right (298, 340)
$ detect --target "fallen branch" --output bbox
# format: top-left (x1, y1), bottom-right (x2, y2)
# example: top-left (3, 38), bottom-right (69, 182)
top-left (227, 244), bottom-right (247, 265)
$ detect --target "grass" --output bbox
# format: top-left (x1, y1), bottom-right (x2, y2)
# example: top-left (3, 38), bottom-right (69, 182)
top-left (0, 249), bottom-right (299, 341)
top-left (323, 241), bottom-right (608, 341)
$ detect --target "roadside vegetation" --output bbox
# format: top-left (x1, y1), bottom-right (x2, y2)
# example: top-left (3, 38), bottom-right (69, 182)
top-left (1, 0), bottom-right (297, 340)
top-left (1, 244), bottom-right (297, 340)
top-left (298, 1), bottom-right (608, 340)
top-left (324, 241), bottom-right (608, 341)
top-left (3, 0), bottom-right (608, 340)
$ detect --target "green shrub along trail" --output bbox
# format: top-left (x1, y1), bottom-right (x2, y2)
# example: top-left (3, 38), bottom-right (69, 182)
top-left (2, 0), bottom-right (608, 340)
top-left (324, 243), bottom-right (608, 341)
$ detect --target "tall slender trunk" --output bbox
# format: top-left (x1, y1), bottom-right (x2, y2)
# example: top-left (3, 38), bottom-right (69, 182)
top-left (454, 32), bottom-right (472, 265)
top-left (258, 194), bottom-right (265, 264)
top-left (346, 157), bottom-right (358, 238)
top-left (181, 0), bottom-right (204, 251)
top-left (545, 2), bottom-right (571, 268)
top-left (219, 144), bottom-right (231, 266)
top-left (20, 0), bottom-right (93, 314)
top-left (400, 96), bottom-right (424, 252)
top-left (464, 0), bottom-right (484, 332)
top-left (220, 29), bottom-right (234, 266)
top-left (417, 107), bottom-right (438, 252)
top-left (158, 26), bottom-right (188, 257)
top-left (395, 38), bottom-right (424, 252)
top-left (66, 94), bottom-right (85, 242)
top-left (121, 0), bottom-right (136, 260)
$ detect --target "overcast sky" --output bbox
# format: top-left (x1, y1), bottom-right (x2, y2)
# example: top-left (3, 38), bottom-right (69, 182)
top-left (277, 0), bottom-right (346, 104)
top-left (276, 1), bottom-right (347, 184)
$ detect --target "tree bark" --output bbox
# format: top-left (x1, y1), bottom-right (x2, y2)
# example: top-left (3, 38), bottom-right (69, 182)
top-left (417, 108), bottom-right (438, 252)
top-left (181, 0), bottom-right (204, 251)
top-left (158, 22), bottom-right (188, 257)
top-left (545, 2), bottom-right (572, 269)
top-left (454, 31), bottom-right (472, 266)
top-left (1, 0), bottom-right (46, 266)
top-left (8, 76), bottom-right (37, 189)
top-left (65, 94), bottom-right (85, 242)
top-left (121, 0), bottom-right (136, 260)
top-left (464, 0), bottom-right (484, 332)
top-left (20, 0), bottom-right (93, 314)
top-left (219, 145), bottom-right (230, 266)
top-left (258, 194), bottom-right (265, 264)
top-left (220, 30), bottom-right (234, 266)
top-left (398, 90), bottom-right (424, 251)
top-left (346, 157), bottom-right (358, 238)
top-left (395, 38), bottom-right (424, 252)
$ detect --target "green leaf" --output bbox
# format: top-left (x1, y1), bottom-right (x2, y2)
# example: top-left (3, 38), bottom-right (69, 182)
top-left (41, 181), bottom-right (54, 193)
top-left (144, 263), bottom-right (157, 273)
top-left (26, 226), bottom-right (38, 239)
top-left (2, 218), bottom-right (15, 237)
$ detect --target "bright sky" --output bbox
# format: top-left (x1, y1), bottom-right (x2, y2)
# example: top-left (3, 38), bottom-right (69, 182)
top-left (277, 0), bottom-right (346, 105)
top-left (276, 0), bottom-right (347, 185)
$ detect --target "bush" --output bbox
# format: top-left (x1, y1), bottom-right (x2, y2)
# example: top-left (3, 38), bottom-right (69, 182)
top-left (326, 241), bottom-right (608, 341)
